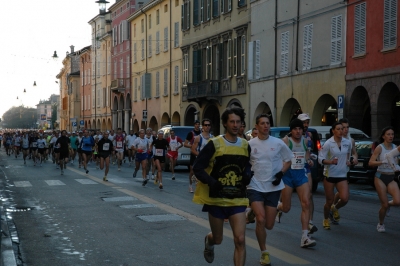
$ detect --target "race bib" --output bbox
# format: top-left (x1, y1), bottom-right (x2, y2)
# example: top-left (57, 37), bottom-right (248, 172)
top-left (155, 149), bottom-right (164, 156)
top-left (170, 143), bottom-right (177, 151)
top-left (32, 142), bottom-right (38, 148)
top-left (116, 141), bottom-right (123, 149)
top-left (291, 152), bottom-right (305, 169)
top-left (103, 143), bottom-right (110, 151)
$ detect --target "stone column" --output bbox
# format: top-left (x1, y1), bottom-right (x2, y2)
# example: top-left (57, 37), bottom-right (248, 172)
top-left (117, 110), bottom-right (123, 129)
top-left (112, 111), bottom-right (118, 130)
top-left (124, 109), bottom-right (130, 132)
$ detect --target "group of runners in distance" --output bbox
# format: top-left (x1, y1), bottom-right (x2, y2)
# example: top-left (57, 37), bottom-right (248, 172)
top-left (1, 107), bottom-right (399, 266)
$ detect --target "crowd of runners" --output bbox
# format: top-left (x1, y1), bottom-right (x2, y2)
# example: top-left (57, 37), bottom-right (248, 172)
top-left (1, 110), bottom-right (399, 266)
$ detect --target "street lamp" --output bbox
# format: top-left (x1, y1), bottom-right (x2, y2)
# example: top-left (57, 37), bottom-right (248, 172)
top-left (95, 0), bottom-right (109, 14)
top-left (33, 81), bottom-right (37, 87)
top-left (23, 89), bottom-right (26, 94)
top-left (52, 51), bottom-right (58, 61)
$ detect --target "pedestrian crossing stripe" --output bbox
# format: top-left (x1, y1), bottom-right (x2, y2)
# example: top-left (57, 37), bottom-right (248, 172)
top-left (14, 181), bottom-right (32, 187)
top-left (45, 180), bottom-right (66, 186)
top-left (13, 179), bottom-right (99, 187)
top-left (75, 179), bottom-right (98, 185)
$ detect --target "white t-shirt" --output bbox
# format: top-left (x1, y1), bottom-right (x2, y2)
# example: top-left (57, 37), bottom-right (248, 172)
top-left (37, 139), bottom-right (46, 149)
top-left (318, 137), bottom-right (352, 178)
top-left (133, 137), bottom-right (149, 153)
top-left (108, 134), bottom-right (116, 146)
top-left (126, 134), bottom-right (137, 148)
top-left (248, 136), bottom-right (294, 192)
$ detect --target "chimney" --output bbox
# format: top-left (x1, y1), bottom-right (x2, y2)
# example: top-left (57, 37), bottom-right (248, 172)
top-left (70, 45), bottom-right (75, 53)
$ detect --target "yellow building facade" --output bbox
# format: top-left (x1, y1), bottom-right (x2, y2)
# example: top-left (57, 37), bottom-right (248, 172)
top-left (128, 0), bottom-right (182, 131)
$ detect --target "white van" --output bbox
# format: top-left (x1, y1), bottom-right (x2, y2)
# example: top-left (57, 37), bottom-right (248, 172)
top-left (312, 126), bottom-right (370, 144)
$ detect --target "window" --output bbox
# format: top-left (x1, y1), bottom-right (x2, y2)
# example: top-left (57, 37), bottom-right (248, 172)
top-left (238, 0), bottom-right (246, 8)
top-left (206, 46), bottom-right (212, 79)
top-left (280, 31), bottom-right (289, 74)
top-left (354, 2), bottom-right (366, 54)
top-left (127, 56), bottom-right (130, 79)
top-left (149, 14), bottom-right (152, 29)
top-left (141, 19), bottom-right (144, 33)
top-left (221, 0), bottom-right (231, 14)
top-left (384, 0), bottom-right (397, 48)
top-left (164, 27), bottom-right (169, 51)
top-left (107, 54), bottom-right (111, 74)
top-left (134, 24), bottom-right (136, 37)
top-left (183, 53), bottom-right (188, 85)
top-left (192, 49), bottom-right (203, 82)
top-left (148, 35), bottom-right (152, 57)
top-left (174, 66), bottom-right (179, 93)
top-left (120, 59), bottom-right (123, 79)
top-left (156, 31), bottom-right (160, 54)
top-left (233, 37), bottom-right (237, 76)
top-left (164, 4), bottom-right (168, 12)
top-left (240, 36), bottom-right (246, 75)
top-left (181, 1), bottom-right (191, 30)
top-left (141, 39), bottom-right (145, 60)
top-left (88, 69), bottom-right (91, 84)
top-left (206, 0), bottom-right (211, 20)
top-left (193, 0), bottom-right (200, 25)
top-left (174, 22), bottom-right (179, 47)
top-left (331, 15), bottom-right (342, 64)
top-left (249, 40), bottom-right (260, 79)
top-left (81, 94), bottom-right (84, 110)
top-left (133, 43), bottom-right (137, 63)
top-left (213, 0), bottom-right (219, 17)
top-left (156, 72), bottom-right (160, 97)
top-left (302, 24), bottom-right (313, 70)
top-left (92, 89), bottom-right (95, 108)
top-left (164, 69), bottom-right (168, 95)
top-left (134, 78), bottom-right (138, 101)
top-left (156, 10), bottom-right (160, 25)
top-left (227, 39), bottom-right (232, 78)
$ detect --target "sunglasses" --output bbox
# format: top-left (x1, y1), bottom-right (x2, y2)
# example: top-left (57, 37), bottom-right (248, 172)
top-left (203, 124), bottom-right (211, 127)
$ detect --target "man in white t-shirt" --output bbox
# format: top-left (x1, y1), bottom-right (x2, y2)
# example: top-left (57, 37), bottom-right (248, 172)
top-left (247, 114), bottom-right (293, 266)
top-left (126, 130), bottom-right (137, 166)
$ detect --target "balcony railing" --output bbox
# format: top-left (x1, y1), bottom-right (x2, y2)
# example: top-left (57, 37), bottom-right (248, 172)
top-left (183, 80), bottom-right (222, 106)
top-left (110, 78), bottom-right (127, 92)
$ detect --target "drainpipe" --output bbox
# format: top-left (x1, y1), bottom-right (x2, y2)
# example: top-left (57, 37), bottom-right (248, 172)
top-left (140, 8), bottom-right (148, 128)
top-left (273, 0), bottom-right (278, 126)
top-left (94, 20), bottom-right (97, 130)
top-left (169, 0), bottom-right (172, 126)
top-left (295, 0), bottom-right (300, 71)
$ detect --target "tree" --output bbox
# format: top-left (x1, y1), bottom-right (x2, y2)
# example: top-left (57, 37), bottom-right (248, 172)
top-left (2, 106), bottom-right (37, 129)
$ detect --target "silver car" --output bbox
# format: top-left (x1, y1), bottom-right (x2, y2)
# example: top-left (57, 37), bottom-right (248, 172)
top-left (159, 126), bottom-right (196, 171)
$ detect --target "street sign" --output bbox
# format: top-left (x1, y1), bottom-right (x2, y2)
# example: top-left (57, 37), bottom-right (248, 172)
top-left (40, 114), bottom-right (46, 121)
top-left (72, 122), bottom-right (77, 127)
top-left (338, 95), bottom-right (344, 120)
top-left (80, 120), bottom-right (84, 126)
top-left (143, 110), bottom-right (147, 122)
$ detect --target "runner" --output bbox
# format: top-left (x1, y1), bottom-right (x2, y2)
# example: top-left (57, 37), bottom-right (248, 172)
top-left (184, 120), bottom-right (201, 193)
top-left (145, 128), bottom-right (155, 179)
top-left (246, 114), bottom-right (293, 265)
top-left (132, 129), bottom-right (150, 186)
top-left (318, 122), bottom-right (352, 229)
top-left (98, 131), bottom-right (114, 181)
top-left (5, 133), bottom-right (12, 156)
top-left (14, 132), bottom-right (22, 158)
top-left (166, 129), bottom-right (183, 180)
top-left (21, 132), bottom-right (30, 164)
top-left (193, 107), bottom-right (251, 266)
top-left (126, 130), bottom-right (137, 166)
top-left (108, 129), bottom-right (116, 165)
top-left (77, 131), bottom-right (83, 168)
top-left (30, 132), bottom-right (39, 166)
top-left (69, 132), bottom-right (78, 165)
top-left (115, 128), bottom-right (125, 171)
top-left (250, 128), bottom-right (258, 139)
top-left (298, 113), bottom-right (318, 234)
top-left (55, 130), bottom-right (71, 175)
top-left (277, 119), bottom-right (316, 247)
top-left (369, 126), bottom-right (400, 232)
top-left (79, 130), bottom-right (94, 174)
top-left (37, 134), bottom-right (47, 166)
top-left (51, 132), bottom-right (60, 167)
top-left (150, 131), bottom-right (170, 189)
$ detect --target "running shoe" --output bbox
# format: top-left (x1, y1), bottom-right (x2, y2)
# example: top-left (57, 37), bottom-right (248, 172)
top-left (151, 174), bottom-right (155, 180)
top-left (377, 223), bottom-right (385, 233)
top-left (191, 175), bottom-right (197, 184)
top-left (260, 251), bottom-right (271, 266)
top-left (323, 219), bottom-right (330, 230)
top-left (172, 174), bottom-right (175, 180)
top-left (189, 185), bottom-right (193, 193)
top-left (308, 223), bottom-right (318, 234)
top-left (154, 179), bottom-right (158, 185)
top-left (330, 205), bottom-right (340, 224)
top-left (275, 210), bottom-right (283, 223)
top-left (24, 160), bottom-right (26, 165)
top-left (203, 235), bottom-right (214, 263)
top-left (159, 183), bottom-right (163, 189)
top-left (133, 170), bottom-right (137, 178)
top-left (142, 179), bottom-right (148, 186)
top-left (61, 170), bottom-right (64, 175)
top-left (246, 208), bottom-right (255, 224)
top-left (301, 235), bottom-right (316, 248)
top-left (103, 176), bottom-right (108, 182)
top-left (118, 167), bottom-right (121, 171)
top-left (85, 169), bottom-right (89, 174)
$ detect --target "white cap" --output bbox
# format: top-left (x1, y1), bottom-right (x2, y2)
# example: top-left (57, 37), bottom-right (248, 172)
top-left (298, 113), bottom-right (311, 121)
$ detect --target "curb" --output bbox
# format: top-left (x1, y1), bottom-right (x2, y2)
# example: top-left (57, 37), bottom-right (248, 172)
top-left (1, 206), bottom-right (17, 266)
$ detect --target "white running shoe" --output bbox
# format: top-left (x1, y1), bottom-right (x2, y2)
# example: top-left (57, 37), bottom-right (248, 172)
top-left (377, 223), bottom-right (385, 232)
top-left (301, 235), bottom-right (316, 248)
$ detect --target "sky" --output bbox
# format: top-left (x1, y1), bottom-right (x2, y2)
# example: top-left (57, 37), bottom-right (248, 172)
top-left (0, 0), bottom-right (105, 118)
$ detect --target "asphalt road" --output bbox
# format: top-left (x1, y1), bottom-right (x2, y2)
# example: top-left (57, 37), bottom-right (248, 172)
top-left (1, 150), bottom-right (399, 266)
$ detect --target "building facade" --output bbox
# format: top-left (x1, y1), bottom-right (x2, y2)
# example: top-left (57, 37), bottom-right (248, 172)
top-left (181, 0), bottom-right (251, 135)
top-left (345, 0), bottom-right (400, 139)
top-left (250, 0), bottom-right (347, 127)
top-left (79, 46), bottom-right (93, 130)
top-left (36, 94), bottom-right (59, 130)
top-left (128, 0), bottom-right (182, 131)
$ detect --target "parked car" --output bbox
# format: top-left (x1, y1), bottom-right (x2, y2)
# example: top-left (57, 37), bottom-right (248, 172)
top-left (246, 127), bottom-right (322, 192)
top-left (158, 126), bottom-right (195, 171)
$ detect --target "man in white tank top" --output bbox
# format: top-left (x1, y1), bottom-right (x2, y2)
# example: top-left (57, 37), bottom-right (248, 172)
top-left (191, 119), bottom-right (213, 185)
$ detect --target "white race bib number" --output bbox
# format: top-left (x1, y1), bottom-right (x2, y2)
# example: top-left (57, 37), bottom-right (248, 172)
top-left (32, 142), bottom-right (38, 148)
top-left (291, 152), bottom-right (305, 169)
top-left (155, 149), bottom-right (164, 156)
top-left (116, 141), bottom-right (123, 149)
top-left (103, 143), bottom-right (110, 151)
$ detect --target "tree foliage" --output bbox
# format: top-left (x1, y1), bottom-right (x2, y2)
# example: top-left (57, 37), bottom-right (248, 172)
top-left (1, 106), bottom-right (37, 129)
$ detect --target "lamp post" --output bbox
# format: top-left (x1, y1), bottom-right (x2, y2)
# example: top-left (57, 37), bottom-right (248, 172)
top-left (52, 51), bottom-right (58, 61)
top-left (33, 81), bottom-right (37, 87)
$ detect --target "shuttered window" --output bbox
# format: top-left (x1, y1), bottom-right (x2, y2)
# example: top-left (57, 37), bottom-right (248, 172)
top-left (148, 35), bottom-right (152, 57)
top-left (164, 69), bottom-right (168, 96)
top-left (280, 31), bottom-right (289, 74)
top-left (302, 24), bottom-right (313, 70)
top-left (156, 31), bottom-right (160, 54)
top-left (164, 27), bottom-right (169, 52)
top-left (156, 72), bottom-right (160, 97)
top-left (174, 66), bottom-right (179, 93)
top-left (174, 22), bottom-right (179, 47)
top-left (354, 2), bottom-right (366, 54)
top-left (384, 0), bottom-right (397, 48)
top-left (330, 15), bottom-right (342, 64)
